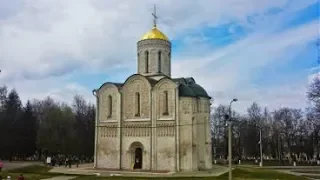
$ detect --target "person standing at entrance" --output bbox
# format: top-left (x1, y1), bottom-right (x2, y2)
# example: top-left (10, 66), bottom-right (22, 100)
top-left (133, 157), bottom-right (139, 169)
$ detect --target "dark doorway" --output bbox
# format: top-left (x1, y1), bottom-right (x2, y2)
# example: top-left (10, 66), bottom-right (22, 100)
top-left (133, 147), bottom-right (142, 169)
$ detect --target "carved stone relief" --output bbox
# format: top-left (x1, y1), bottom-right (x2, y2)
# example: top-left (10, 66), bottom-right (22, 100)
top-left (156, 122), bottom-right (175, 137)
top-left (99, 125), bottom-right (117, 137)
top-left (122, 123), bottom-right (151, 137)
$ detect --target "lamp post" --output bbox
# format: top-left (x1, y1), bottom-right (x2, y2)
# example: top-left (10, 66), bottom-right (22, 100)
top-left (258, 127), bottom-right (263, 167)
top-left (92, 89), bottom-right (98, 168)
top-left (227, 98), bottom-right (238, 180)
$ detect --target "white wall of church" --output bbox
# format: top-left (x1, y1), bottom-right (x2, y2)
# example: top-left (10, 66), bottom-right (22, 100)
top-left (137, 39), bottom-right (171, 77)
top-left (96, 124), bottom-right (119, 169)
top-left (156, 136), bottom-right (175, 170)
top-left (98, 84), bottom-right (120, 122)
top-left (154, 79), bottom-right (177, 171)
top-left (179, 97), bottom-right (194, 171)
top-left (122, 76), bottom-right (151, 120)
top-left (96, 84), bottom-right (121, 169)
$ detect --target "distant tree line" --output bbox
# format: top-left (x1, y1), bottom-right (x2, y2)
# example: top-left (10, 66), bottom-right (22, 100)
top-left (0, 87), bottom-right (95, 160)
top-left (211, 76), bottom-right (320, 164)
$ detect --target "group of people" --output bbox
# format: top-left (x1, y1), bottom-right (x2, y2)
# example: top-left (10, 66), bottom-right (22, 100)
top-left (46, 156), bottom-right (80, 168)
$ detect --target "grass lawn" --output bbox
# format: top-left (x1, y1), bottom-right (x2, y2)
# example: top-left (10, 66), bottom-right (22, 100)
top-left (0, 165), bottom-right (75, 180)
top-left (0, 165), bottom-right (311, 180)
top-left (73, 168), bottom-right (309, 180)
top-left (0, 165), bottom-right (54, 180)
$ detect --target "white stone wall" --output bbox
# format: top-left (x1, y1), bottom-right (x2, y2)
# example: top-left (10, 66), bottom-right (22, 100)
top-left (137, 40), bottom-right (171, 77)
top-left (96, 84), bottom-right (121, 169)
top-left (96, 123), bottom-right (119, 169)
top-left (121, 75), bottom-right (151, 120)
top-left (153, 78), bottom-right (177, 171)
top-left (98, 84), bottom-right (120, 122)
top-left (179, 97), bottom-right (194, 171)
top-left (178, 96), bottom-right (212, 171)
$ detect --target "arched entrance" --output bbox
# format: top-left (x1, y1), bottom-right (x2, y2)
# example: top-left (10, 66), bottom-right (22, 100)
top-left (134, 147), bottom-right (143, 169)
top-left (129, 141), bottom-right (144, 169)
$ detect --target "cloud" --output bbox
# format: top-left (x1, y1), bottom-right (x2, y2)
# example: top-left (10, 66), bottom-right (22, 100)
top-left (0, 0), bottom-right (317, 113)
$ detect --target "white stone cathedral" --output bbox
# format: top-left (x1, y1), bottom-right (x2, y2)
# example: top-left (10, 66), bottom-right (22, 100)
top-left (93, 9), bottom-right (212, 172)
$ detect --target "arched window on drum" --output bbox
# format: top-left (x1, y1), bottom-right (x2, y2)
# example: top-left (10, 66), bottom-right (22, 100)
top-left (107, 95), bottom-right (112, 118)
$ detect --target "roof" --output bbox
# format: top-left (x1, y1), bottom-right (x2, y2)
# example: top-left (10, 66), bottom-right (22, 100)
top-left (172, 77), bottom-right (210, 99)
top-left (98, 82), bottom-right (123, 90)
top-left (140, 27), bottom-right (169, 41)
top-left (97, 76), bottom-right (210, 99)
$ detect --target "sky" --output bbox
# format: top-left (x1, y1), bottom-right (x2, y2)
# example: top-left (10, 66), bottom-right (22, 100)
top-left (0, 0), bottom-right (318, 113)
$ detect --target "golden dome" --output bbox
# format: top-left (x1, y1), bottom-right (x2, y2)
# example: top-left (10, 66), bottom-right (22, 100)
top-left (140, 27), bottom-right (169, 41)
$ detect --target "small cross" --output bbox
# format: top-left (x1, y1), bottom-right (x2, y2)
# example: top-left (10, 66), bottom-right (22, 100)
top-left (152, 4), bottom-right (158, 28)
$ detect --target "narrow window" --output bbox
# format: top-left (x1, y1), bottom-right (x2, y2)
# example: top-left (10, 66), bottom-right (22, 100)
top-left (197, 100), bottom-right (200, 112)
top-left (135, 92), bottom-right (140, 117)
top-left (163, 91), bottom-right (169, 115)
top-left (145, 51), bottom-right (149, 73)
top-left (138, 53), bottom-right (140, 72)
top-left (158, 51), bottom-right (161, 73)
top-left (108, 95), bottom-right (112, 118)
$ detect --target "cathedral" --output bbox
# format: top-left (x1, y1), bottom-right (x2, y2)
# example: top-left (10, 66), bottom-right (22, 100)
top-left (93, 8), bottom-right (212, 172)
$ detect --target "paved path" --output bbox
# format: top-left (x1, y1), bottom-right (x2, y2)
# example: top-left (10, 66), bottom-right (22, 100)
top-left (49, 164), bottom-right (228, 177)
top-left (1, 161), bottom-right (42, 171)
top-left (41, 176), bottom-right (77, 180)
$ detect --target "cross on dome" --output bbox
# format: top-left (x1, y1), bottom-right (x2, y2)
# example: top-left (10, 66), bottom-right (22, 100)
top-left (152, 4), bottom-right (158, 28)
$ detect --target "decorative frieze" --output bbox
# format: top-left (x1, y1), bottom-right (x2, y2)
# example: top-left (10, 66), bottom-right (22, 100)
top-left (122, 123), bottom-right (151, 137)
top-left (156, 123), bottom-right (175, 137)
top-left (181, 100), bottom-right (190, 114)
top-left (100, 125), bottom-right (117, 137)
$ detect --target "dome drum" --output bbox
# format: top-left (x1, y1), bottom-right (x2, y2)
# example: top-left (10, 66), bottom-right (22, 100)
top-left (137, 39), bottom-right (171, 49)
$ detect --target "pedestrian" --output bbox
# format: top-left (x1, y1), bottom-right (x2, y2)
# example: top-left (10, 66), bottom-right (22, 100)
top-left (0, 158), bottom-right (3, 172)
top-left (68, 157), bottom-right (72, 168)
top-left (76, 157), bottom-right (79, 168)
top-left (65, 158), bottom-right (68, 168)
top-left (17, 174), bottom-right (25, 180)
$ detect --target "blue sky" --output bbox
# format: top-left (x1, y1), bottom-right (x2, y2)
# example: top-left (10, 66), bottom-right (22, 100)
top-left (0, 0), bottom-right (318, 113)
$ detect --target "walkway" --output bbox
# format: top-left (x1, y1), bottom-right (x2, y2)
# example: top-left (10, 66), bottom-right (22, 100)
top-left (41, 176), bottom-right (77, 180)
top-left (49, 164), bottom-right (229, 177)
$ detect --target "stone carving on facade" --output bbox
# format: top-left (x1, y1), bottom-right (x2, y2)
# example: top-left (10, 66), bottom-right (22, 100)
top-left (181, 100), bottom-right (190, 114)
top-left (123, 123), bottom-right (151, 137)
top-left (156, 123), bottom-right (175, 137)
top-left (100, 125), bottom-right (117, 137)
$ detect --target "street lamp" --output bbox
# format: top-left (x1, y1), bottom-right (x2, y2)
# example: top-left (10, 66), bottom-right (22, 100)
top-left (258, 127), bottom-right (263, 167)
top-left (92, 89), bottom-right (98, 168)
top-left (227, 98), bottom-right (237, 180)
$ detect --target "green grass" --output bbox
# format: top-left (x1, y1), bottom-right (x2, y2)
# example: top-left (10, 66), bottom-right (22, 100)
top-left (8, 165), bottom-right (53, 174)
top-left (0, 165), bottom-right (312, 180)
top-left (292, 170), bottom-right (320, 174)
top-left (1, 165), bottom-right (67, 180)
top-left (73, 168), bottom-right (310, 180)
top-left (1, 165), bottom-right (54, 180)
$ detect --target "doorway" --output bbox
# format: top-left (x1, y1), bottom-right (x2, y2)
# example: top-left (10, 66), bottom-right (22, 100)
top-left (134, 147), bottom-right (142, 169)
